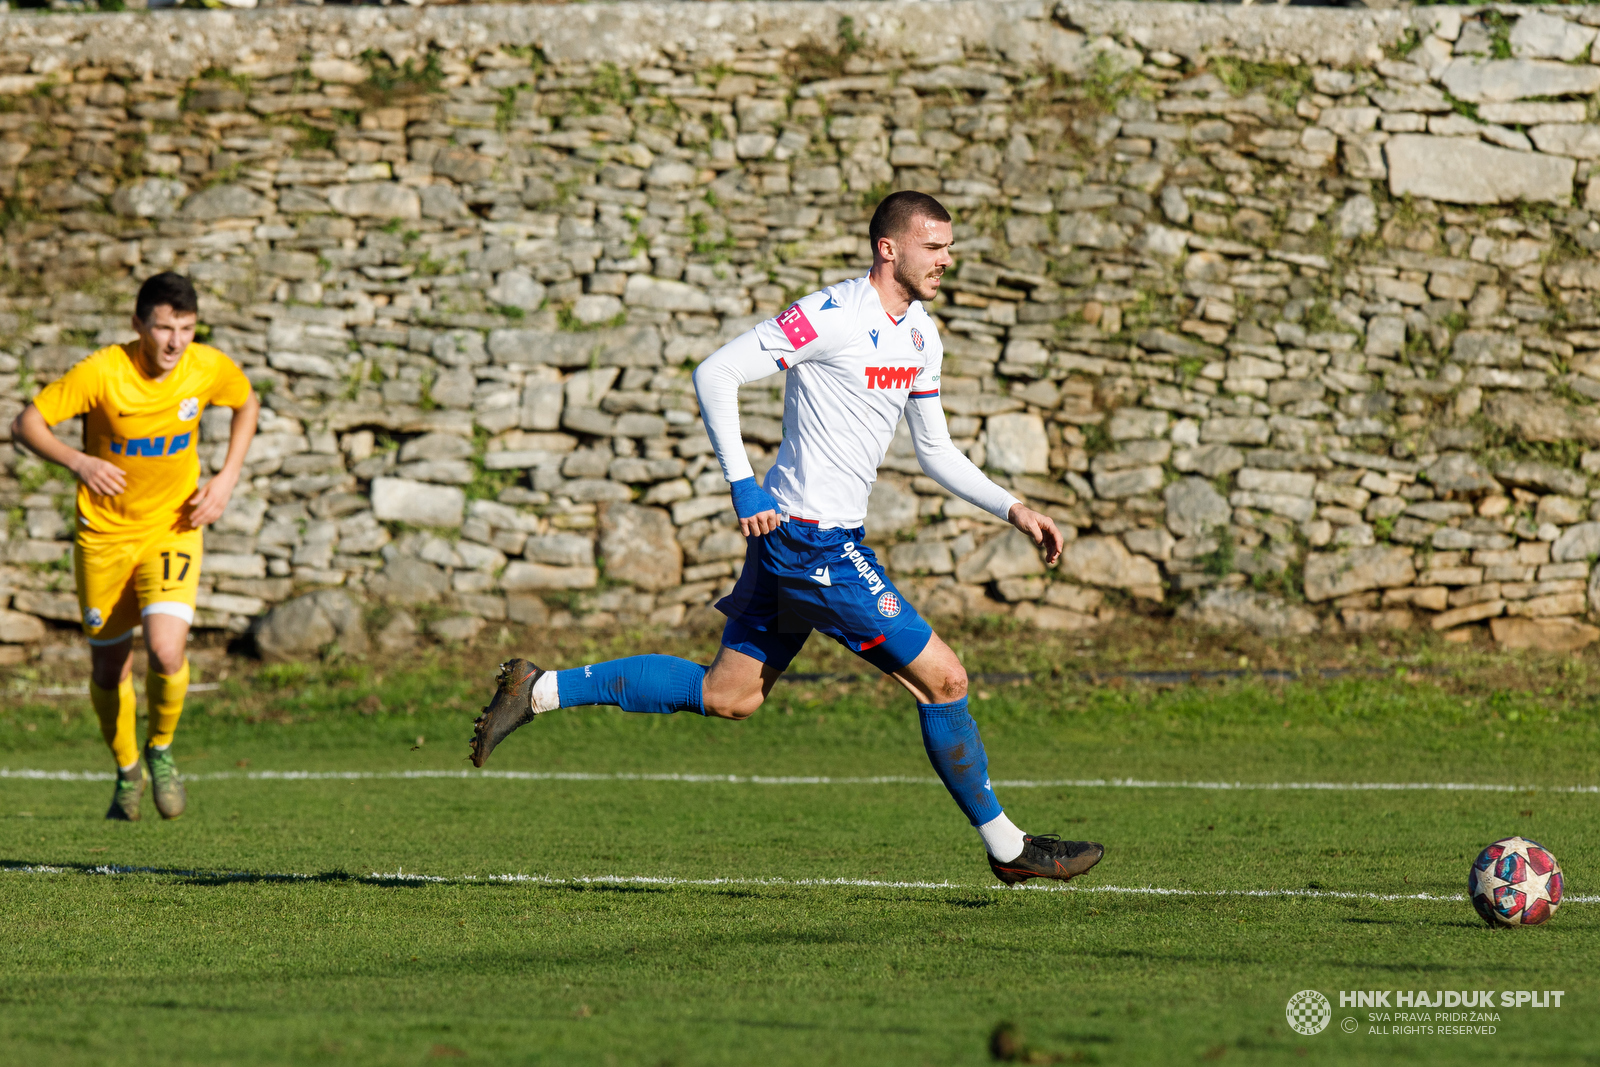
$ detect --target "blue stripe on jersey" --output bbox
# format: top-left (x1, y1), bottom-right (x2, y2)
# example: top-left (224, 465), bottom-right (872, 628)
top-left (774, 356), bottom-right (790, 370)
top-left (908, 389), bottom-right (939, 399)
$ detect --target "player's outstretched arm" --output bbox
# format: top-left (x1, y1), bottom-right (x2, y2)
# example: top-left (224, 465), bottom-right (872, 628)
top-left (1005, 502), bottom-right (1065, 567)
top-left (10, 403), bottom-right (127, 496)
top-left (905, 394), bottom-right (1064, 565)
top-left (187, 391), bottom-right (260, 527)
top-left (693, 329), bottom-right (786, 538)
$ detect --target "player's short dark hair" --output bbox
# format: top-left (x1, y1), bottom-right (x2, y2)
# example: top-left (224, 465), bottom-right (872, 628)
top-left (135, 272), bottom-right (199, 322)
top-left (868, 191), bottom-right (951, 250)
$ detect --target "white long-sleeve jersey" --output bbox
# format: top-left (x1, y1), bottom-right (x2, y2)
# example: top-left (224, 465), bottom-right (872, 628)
top-left (693, 274), bottom-right (1019, 530)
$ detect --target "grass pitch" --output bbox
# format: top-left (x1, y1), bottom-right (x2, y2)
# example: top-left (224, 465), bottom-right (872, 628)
top-left (0, 626), bottom-right (1597, 1065)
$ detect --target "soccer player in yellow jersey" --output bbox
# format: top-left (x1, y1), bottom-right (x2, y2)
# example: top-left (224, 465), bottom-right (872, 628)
top-left (10, 273), bottom-right (259, 821)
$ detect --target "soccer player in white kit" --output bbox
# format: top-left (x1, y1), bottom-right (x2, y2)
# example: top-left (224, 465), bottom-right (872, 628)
top-left (471, 192), bottom-right (1104, 885)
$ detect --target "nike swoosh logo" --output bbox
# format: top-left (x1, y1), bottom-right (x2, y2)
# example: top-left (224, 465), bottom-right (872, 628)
top-left (810, 567), bottom-right (831, 587)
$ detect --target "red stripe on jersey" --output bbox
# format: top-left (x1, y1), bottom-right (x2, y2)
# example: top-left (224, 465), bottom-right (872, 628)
top-left (909, 389), bottom-right (939, 398)
top-left (774, 356), bottom-right (790, 370)
top-left (789, 515), bottom-right (820, 525)
top-left (859, 634), bottom-right (888, 651)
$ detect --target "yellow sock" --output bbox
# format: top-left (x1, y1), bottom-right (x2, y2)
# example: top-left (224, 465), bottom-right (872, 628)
top-left (146, 658), bottom-right (189, 750)
top-left (91, 678), bottom-right (139, 769)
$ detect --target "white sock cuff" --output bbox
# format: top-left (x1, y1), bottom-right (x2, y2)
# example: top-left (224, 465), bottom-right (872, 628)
top-left (531, 670), bottom-right (559, 714)
top-left (978, 812), bottom-right (1026, 863)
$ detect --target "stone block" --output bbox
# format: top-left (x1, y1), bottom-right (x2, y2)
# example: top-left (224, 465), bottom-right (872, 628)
top-left (954, 528), bottom-right (1046, 584)
top-left (1424, 453), bottom-right (1499, 494)
top-left (1304, 545), bottom-right (1416, 603)
top-left (1013, 602), bottom-right (1100, 631)
top-left (111, 177), bottom-right (186, 219)
top-left (984, 413), bottom-right (1049, 474)
top-left (1529, 123), bottom-right (1600, 159)
top-left (430, 615), bottom-right (486, 644)
top-left (201, 553), bottom-right (268, 579)
top-left (1229, 490), bottom-right (1316, 523)
top-left (1094, 466), bottom-right (1165, 500)
top-left (1491, 616), bottom-right (1600, 652)
top-left (866, 478), bottom-right (921, 535)
top-left (1177, 587), bottom-right (1320, 636)
top-left (1440, 58), bottom-right (1600, 103)
top-left (507, 595), bottom-right (551, 626)
top-left (1043, 583), bottom-right (1104, 613)
top-left (1340, 609), bottom-right (1415, 633)
top-left (327, 182), bottom-right (421, 219)
top-left (179, 183), bottom-right (271, 219)
top-left (1430, 599), bottom-right (1505, 630)
top-left (375, 612), bottom-right (417, 652)
top-left (1200, 418), bottom-right (1271, 446)
top-left (366, 474), bottom-right (465, 526)
top-left (254, 589), bottom-right (368, 661)
top-left (501, 562), bottom-right (599, 591)
top-left (663, 485), bottom-right (728, 521)
top-left (624, 274), bottom-right (714, 312)
top-left (366, 558), bottom-right (450, 605)
top-left (1552, 522), bottom-right (1600, 563)
top-left (1236, 468), bottom-right (1315, 497)
top-left (0, 609), bottom-right (46, 643)
top-left (1508, 592), bottom-right (1587, 618)
top-left (399, 433), bottom-right (473, 463)
top-left (889, 541), bottom-right (954, 575)
top-left (1385, 133), bottom-right (1575, 205)
top-left (1058, 536), bottom-right (1163, 594)
top-left (1108, 407), bottom-right (1168, 441)
top-left (599, 503), bottom-right (682, 592)
top-left (1509, 12), bottom-right (1598, 61)
top-left (1495, 461), bottom-right (1587, 497)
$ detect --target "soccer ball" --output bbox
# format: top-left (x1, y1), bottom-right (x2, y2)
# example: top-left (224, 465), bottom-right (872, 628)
top-left (1469, 837), bottom-right (1563, 927)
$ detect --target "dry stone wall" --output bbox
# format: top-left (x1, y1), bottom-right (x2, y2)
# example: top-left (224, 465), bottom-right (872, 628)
top-left (6, 2), bottom-right (1600, 659)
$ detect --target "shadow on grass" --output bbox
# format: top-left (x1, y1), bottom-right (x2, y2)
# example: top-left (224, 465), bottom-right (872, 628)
top-left (1, 858), bottom-right (461, 888)
top-left (726, 1017), bottom-right (925, 1037)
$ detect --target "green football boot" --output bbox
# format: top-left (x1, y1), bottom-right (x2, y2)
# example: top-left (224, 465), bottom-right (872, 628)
top-left (106, 766), bottom-right (146, 822)
top-left (144, 743), bottom-right (187, 820)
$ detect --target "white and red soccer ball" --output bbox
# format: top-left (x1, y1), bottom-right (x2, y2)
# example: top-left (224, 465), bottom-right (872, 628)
top-left (1470, 837), bottom-right (1563, 927)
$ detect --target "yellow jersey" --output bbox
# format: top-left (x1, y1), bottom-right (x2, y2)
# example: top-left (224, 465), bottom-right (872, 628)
top-left (31, 342), bottom-right (253, 537)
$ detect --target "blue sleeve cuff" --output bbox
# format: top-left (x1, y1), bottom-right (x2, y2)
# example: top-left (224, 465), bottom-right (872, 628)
top-left (729, 477), bottom-right (780, 519)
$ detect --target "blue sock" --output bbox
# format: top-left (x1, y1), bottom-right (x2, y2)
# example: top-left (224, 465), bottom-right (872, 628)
top-left (556, 656), bottom-right (708, 715)
top-left (918, 698), bottom-right (1004, 826)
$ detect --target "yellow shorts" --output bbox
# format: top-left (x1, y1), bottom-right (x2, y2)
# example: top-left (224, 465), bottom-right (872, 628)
top-left (74, 525), bottom-right (204, 646)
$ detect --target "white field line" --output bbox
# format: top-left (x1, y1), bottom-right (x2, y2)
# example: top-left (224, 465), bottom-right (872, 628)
top-left (0, 862), bottom-right (1593, 904)
top-left (1, 766), bottom-right (1597, 793)
top-left (28, 683), bottom-right (222, 697)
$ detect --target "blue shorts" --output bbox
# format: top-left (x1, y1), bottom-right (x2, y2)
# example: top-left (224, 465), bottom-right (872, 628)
top-left (716, 521), bottom-right (933, 674)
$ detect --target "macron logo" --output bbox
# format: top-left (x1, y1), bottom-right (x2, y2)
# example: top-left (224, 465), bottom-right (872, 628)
top-left (810, 567), bottom-right (832, 586)
top-left (866, 367), bottom-right (918, 389)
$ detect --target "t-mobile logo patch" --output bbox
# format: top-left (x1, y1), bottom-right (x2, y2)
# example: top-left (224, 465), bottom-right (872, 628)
top-left (777, 304), bottom-right (818, 349)
top-left (865, 367), bottom-right (917, 389)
